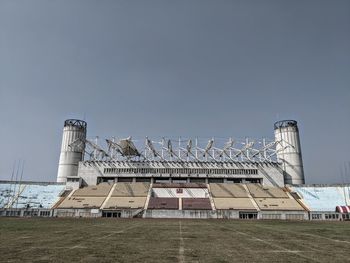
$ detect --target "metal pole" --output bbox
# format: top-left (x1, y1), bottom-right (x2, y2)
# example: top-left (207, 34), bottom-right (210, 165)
top-left (7, 160), bottom-right (16, 208)
top-left (15, 161), bottom-right (25, 209)
top-left (12, 160), bottom-right (21, 209)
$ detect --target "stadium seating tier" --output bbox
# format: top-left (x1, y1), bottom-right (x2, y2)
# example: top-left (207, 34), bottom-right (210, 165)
top-left (148, 197), bottom-right (179, 210)
top-left (213, 198), bottom-right (257, 210)
top-left (104, 197), bottom-right (147, 209)
top-left (290, 186), bottom-right (350, 211)
top-left (0, 183), bottom-right (65, 209)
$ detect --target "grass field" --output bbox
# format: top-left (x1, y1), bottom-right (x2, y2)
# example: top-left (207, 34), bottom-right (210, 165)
top-left (0, 218), bottom-right (349, 262)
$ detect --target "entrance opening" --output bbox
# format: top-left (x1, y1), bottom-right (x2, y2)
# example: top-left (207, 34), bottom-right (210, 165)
top-left (102, 211), bottom-right (122, 218)
top-left (239, 212), bottom-right (258, 219)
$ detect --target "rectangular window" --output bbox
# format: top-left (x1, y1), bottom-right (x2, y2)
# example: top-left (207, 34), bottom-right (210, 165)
top-left (40, 211), bottom-right (51, 217)
top-left (208, 178), bottom-right (224, 183)
top-left (311, 214), bottom-right (322, 220)
top-left (135, 178), bottom-right (151, 182)
top-left (239, 212), bottom-right (258, 219)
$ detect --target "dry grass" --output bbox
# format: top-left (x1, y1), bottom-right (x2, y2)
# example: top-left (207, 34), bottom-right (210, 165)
top-left (0, 218), bottom-right (349, 262)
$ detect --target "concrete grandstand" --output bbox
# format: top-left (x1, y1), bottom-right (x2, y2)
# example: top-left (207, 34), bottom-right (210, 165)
top-left (1, 181), bottom-right (350, 220)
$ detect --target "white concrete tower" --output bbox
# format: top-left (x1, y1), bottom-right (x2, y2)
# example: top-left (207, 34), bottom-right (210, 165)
top-left (57, 119), bottom-right (87, 183)
top-left (274, 120), bottom-right (305, 185)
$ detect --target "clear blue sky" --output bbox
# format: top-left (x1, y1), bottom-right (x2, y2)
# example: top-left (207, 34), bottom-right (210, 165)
top-left (0, 0), bottom-right (349, 184)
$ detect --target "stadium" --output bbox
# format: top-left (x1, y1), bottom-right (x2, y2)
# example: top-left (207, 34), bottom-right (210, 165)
top-left (1, 119), bottom-right (350, 262)
top-left (2, 0), bottom-right (349, 261)
top-left (1, 119), bottom-right (349, 221)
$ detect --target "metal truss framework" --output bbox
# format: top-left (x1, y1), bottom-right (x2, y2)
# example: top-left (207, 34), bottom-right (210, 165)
top-left (69, 136), bottom-right (293, 163)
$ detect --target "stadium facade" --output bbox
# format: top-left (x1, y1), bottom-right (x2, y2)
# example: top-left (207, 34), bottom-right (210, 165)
top-left (57, 119), bottom-right (304, 188)
top-left (1, 119), bottom-right (349, 220)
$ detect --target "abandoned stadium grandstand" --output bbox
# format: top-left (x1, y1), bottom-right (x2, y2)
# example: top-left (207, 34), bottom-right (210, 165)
top-left (1, 119), bottom-right (349, 220)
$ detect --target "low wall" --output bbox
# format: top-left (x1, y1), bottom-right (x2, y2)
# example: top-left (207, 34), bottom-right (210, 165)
top-left (144, 210), bottom-right (310, 220)
top-left (144, 210), bottom-right (218, 219)
top-left (54, 208), bottom-right (102, 218)
top-left (0, 208), bottom-right (53, 217)
top-left (2, 208), bottom-right (346, 221)
top-left (259, 210), bottom-right (308, 220)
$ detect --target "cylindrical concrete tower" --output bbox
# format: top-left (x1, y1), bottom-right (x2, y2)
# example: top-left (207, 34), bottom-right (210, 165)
top-left (57, 119), bottom-right (87, 183)
top-left (274, 120), bottom-right (305, 185)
